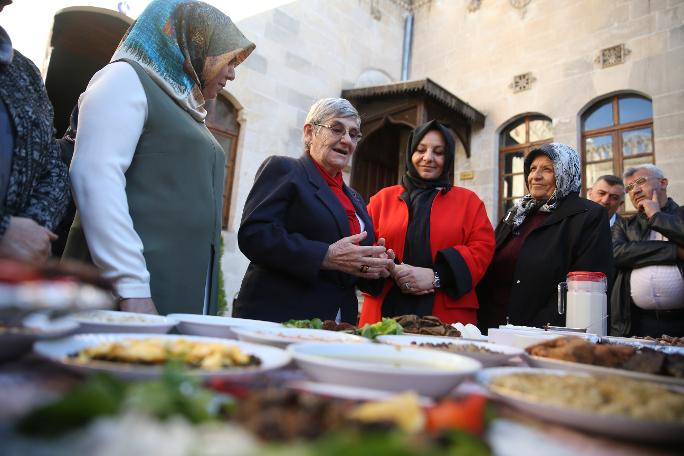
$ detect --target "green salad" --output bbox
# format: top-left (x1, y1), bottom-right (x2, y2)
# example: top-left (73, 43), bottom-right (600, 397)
top-left (282, 318), bottom-right (323, 329)
top-left (356, 318), bottom-right (404, 339)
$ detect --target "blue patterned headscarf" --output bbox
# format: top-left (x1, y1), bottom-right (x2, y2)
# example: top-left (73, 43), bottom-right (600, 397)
top-left (111, 0), bottom-right (254, 121)
top-left (505, 143), bottom-right (581, 231)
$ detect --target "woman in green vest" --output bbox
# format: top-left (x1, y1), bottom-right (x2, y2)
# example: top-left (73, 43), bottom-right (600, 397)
top-left (64, 0), bottom-right (255, 316)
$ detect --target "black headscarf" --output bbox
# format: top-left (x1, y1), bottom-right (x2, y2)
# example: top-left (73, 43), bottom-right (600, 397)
top-left (382, 120), bottom-right (456, 318)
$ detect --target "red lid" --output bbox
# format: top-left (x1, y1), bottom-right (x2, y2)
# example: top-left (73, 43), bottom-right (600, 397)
top-left (567, 271), bottom-right (607, 281)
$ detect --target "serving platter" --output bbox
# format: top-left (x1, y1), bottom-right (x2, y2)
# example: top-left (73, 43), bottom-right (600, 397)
top-left (0, 313), bottom-right (79, 361)
top-left (232, 326), bottom-right (370, 349)
top-left (34, 333), bottom-right (291, 380)
top-left (288, 342), bottom-right (481, 397)
top-left (167, 313), bottom-right (281, 339)
top-left (525, 355), bottom-right (684, 387)
top-left (71, 310), bottom-right (177, 334)
top-left (477, 367), bottom-right (684, 443)
top-left (376, 334), bottom-right (523, 367)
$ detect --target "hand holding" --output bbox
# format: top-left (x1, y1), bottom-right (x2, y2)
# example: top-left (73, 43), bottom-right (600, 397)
top-left (119, 297), bottom-right (158, 314)
top-left (322, 231), bottom-right (394, 278)
top-left (639, 191), bottom-right (661, 219)
top-left (0, 216), bottom-right (57, 263)
top-left (393, 264), bottom-right (435, 295)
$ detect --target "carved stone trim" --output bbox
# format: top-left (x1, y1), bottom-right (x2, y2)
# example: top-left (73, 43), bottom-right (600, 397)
top-left (595, 44), bottom-right (631, 68)
top-left (509, 72), bottom-right (536, 93)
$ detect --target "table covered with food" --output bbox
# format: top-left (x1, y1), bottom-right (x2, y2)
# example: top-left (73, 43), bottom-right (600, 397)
top-left (0, 263), bottom-right (682, 455)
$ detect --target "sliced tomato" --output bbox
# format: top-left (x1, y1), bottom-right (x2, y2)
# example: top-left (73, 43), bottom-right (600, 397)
top-left (425, 394), bottom-right (487, 435)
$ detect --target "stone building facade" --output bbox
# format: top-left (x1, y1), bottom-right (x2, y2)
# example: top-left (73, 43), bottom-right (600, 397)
top-left (1, 0), bottom-right (682, 314)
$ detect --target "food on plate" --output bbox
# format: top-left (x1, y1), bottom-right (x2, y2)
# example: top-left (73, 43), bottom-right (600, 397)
top-left (393, 315), bottom-right (461, 337)
top-left (526, 336), bottom-right (684, 378)
top-left (348, 392), bottom-right (425, 433)
top-left (490, 372), bottom-right (684, 424)
top-left (70, 338), bottom-right (260, 370)
top-left (282, 318), bottom-right (323, 329)
top-left (640, 335), bottom-right (684, 347)
top-left (74, 311), bottom-right (160, 324)
top-left (356, 318), bottom-right (404, 339)
top-left (411, 341), bottom-right (499, 354)
top-left (321, 320), bottom-right (356, 332)
top-left (425, 394), bottom-right (488, 435)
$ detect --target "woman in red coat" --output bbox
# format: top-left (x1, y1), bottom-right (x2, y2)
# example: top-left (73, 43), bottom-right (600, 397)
top-left (359, 120), bottom-right (495, 326)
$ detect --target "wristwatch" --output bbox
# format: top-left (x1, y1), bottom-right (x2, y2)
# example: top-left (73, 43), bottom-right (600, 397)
top-left (433, 270), bottom-right (441, 289)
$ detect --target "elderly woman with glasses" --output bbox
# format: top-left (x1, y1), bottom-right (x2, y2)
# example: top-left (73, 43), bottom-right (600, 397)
top-left (477, 143), bottom-right (613, 331)
top-left (234, 97), bottom-right (393, 324)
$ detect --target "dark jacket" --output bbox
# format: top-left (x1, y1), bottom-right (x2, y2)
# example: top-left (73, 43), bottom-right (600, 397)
top-left (478, 193), bottom-right (613, 329)
top-left (235, 155), bottom-right (379, 324)
top-left (0, 49), bottom-right (69, 234)
top-left (610, 198), bottom-right (684, 336)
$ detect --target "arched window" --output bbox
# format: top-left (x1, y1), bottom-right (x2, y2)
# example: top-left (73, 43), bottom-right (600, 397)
top-left (498, 115), bottom-right (553, 216)
top-left (581, 94), bottom-right (653, 212)
top-left (205, 95), bottom-right (240, 229)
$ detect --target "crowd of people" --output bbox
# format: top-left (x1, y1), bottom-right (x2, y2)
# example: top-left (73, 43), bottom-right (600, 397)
top-left (1, 0), bottom-right (681, 338)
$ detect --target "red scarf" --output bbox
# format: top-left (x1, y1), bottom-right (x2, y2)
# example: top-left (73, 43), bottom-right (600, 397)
top-left (311, 158), bottom-right (361, 235)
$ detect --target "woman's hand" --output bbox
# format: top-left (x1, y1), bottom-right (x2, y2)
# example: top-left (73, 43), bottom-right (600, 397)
top-left (322, 231), bottom-right (394, 279)
top-left (393, 264), bottom-right (435, 295)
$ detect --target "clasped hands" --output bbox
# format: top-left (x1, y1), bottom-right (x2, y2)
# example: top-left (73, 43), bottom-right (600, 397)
top-left (392, 263), bottom-right (435, 295)
top-left (322, 231), bottom-right (394, 279)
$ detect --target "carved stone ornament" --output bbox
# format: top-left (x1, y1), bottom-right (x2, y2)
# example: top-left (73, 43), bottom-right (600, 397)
top-left (467, 0), bottom-right (482, 13)
top-left (509, 72), bottom-right (536, 93)
top-left (595, 44), bottom-right (631, 68)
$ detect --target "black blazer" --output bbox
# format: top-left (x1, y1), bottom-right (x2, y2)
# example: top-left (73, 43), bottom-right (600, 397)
top-left (478, 193), bottom-right (614, 329)
top-left (235, 155), bottom-right (377, 324)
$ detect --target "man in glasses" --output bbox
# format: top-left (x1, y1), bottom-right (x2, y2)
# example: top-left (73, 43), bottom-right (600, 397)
top-left (611, 164), bottom-right (684, 338)
top-left (587, 175), bottom-right (625, 227)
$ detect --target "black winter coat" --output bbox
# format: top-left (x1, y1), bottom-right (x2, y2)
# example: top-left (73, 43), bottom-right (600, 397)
top-left (478, 193), bottom-right (613, 329)
top-left (235, 155), bottom-right (379, 324)
top-left (610, 198), bottom-right (684, 336)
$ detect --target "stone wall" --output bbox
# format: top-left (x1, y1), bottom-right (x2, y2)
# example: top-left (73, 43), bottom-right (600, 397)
top-left (410, 0), bottom-right (684, 221)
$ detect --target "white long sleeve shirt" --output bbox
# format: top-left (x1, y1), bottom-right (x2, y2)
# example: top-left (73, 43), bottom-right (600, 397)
top-left (70, 62), bottom-right (151, 298)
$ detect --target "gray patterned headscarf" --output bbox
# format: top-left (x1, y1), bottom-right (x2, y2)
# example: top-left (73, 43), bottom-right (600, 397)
top-left (505, 143), bottom-right (581, 231)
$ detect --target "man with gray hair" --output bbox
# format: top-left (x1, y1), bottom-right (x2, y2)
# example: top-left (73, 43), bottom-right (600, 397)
top-left (611, 164), bottom-right (684, 337)
top-left (587, 175), bottom-right (624, 227)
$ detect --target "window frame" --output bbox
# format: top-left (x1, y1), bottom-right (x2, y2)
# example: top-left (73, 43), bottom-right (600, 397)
top-left (205, 95), bottom-right (240, 230)
top-left (581, 94), bottom-right (654, 214)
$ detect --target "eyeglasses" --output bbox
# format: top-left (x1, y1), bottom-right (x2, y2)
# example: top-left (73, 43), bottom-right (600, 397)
top-left (313, 122), bottom-right (363, 143)
top-left (625, 176), bottom-right (651, 193)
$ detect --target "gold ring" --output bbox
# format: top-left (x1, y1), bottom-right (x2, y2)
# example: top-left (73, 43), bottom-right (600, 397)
top-left (404, 282), bottom-right (411, 290)
top-left (360, 265), bottom-right (370, 273)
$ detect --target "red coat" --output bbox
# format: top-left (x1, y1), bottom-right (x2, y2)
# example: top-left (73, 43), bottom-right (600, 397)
top-left (359, 185), bottom-right (495, 326)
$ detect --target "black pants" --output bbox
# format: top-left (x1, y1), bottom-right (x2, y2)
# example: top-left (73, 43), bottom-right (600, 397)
top-left (631, 307), bottom-right (684, 337)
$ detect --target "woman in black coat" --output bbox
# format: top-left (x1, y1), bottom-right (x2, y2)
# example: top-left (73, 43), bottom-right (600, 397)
top-left (477, 143), bottom-right (613, 331)
top-left (235, 98), bottom-right (393, 324)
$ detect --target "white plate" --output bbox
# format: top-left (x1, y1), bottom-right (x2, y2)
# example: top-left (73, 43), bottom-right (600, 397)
top-left (34, 333), bottom-right (291, 380)
top-left (0, 314), bottom-right (79, 361)
top-left (71, 310), bottom-right (177, 334)
top-left (477, 367), bottom-right (684, 443)
top-left (288, 342), bottom-right (481, 397)
top-left (167, 313), bottom-right (281, 339)
top-left (232, 326), bottom-right (370, 349)
top-left (601, 335), bottom-right (658, 347)
top-left (377, 335), bottom-right (523, 367)
top-left (525, 355), bottom-right (684, 387)
top-left (287, 381), bottom-right (435, 406)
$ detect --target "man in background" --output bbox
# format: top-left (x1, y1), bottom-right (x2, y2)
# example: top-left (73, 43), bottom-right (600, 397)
top-left (588, 175), bottom-right (624, 227)
top-left (611, 165), bottom-right (684, 337)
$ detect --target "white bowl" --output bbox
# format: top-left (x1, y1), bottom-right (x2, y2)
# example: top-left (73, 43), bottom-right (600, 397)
top-left (167, 313), bottom-right (280, 339)
top-left (377, 334), bottom-right (523, 367)
top-left (71, 310), bottom-right (177, 334)
top-left (288, 342), bottom-right (481, 397)
top-left (232, 326), bottom-right (369, 349)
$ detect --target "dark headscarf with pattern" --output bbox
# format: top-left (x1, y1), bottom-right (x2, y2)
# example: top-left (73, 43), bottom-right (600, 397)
top-left (111, 0), bottom-right (255, 121)
top-left (504, 143), bottom-right (581, 231)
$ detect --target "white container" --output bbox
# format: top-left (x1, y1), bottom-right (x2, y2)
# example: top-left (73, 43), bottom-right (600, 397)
top-left (558, 271), bottom-right (607, 336)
